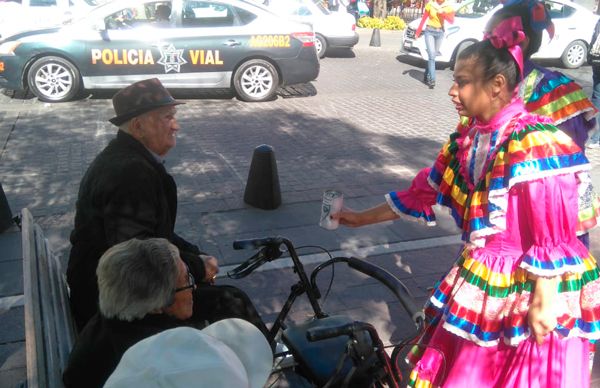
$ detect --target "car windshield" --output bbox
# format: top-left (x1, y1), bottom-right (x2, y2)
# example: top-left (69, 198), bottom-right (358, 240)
top-left (455, 0), bottom-right (499, 18)
top-left (313, 0), bottom-right (330, 14)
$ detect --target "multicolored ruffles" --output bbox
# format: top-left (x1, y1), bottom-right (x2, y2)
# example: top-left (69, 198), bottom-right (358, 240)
top-left (520, 65), bottom-right (598, 127)
top-left (386, 116), bottom-right (600, 248)
top-left (423, 248), bottom-right (600, 347)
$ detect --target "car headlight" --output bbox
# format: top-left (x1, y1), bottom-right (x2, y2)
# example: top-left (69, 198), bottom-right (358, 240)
top-left (0, 41), bottom-right (21, 56)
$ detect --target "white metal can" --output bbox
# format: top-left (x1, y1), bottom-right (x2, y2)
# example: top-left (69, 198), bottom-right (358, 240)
top-left (319, 190), bottom-right (343, 230)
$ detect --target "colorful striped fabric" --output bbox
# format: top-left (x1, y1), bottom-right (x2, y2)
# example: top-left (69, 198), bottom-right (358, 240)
top-left (427, 119), bottom-right (594, 247)
top-left (521, 67), bottom-right (597, 126)
top-left (425, 250), bottom-right (600, 346)
top-left (399, 108), bottom-right (600, 387)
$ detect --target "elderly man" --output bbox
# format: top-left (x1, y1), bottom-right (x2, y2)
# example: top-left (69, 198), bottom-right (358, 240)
top-left (67, 78), bottom-right (265, 334)
top-left (63, 238), bottom-right (198, 388)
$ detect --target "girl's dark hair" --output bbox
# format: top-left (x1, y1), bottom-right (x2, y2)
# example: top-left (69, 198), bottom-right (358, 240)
top-left (458, 40), bottom-right (520, 91)
top-left (485, 2), bottom-right (544, 58)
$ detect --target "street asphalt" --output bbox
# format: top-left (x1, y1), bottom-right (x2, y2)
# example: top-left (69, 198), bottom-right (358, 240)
top-left (1, 27), bottom-right (599, 387)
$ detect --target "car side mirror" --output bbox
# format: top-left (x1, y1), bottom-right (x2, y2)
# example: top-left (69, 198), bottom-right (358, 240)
top-left (100, 29), bottom-right (110, 41)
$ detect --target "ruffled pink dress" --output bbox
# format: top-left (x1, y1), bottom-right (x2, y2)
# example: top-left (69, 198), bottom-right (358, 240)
top-left (386, 100), bottom-right (600, 387)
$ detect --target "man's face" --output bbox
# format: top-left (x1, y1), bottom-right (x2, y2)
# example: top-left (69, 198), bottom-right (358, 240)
top-left (164, 258), bottom-right (194, 320)
top-left (133, 106), bottom-right (179, 156)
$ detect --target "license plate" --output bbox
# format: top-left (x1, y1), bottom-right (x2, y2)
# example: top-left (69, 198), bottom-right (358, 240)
top-left (404, 40), bottom-right (413, 49)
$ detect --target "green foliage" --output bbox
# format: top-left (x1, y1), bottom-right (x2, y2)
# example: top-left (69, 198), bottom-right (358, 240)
top-left (357, 16), bottom-right (406, 30)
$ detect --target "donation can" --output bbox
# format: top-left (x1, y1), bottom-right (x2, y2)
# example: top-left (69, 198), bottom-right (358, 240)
top-left (319, 190), bottom-right (343, 230)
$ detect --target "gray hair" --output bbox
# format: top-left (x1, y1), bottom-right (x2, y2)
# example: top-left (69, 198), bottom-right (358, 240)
top-left (97, 238), bottom-right (180, 321)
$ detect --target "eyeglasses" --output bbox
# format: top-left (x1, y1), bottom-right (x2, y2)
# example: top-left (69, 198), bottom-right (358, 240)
top-left (174, 266), bottom-right (196, 293)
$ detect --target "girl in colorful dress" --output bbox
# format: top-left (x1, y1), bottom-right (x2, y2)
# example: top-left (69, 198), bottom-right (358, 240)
top-left (332, 17), bottom-right (600, 387)
top-left (485, 0), bottom-right (598, 248)
top-left (486, 0), bottom-right (597, 152)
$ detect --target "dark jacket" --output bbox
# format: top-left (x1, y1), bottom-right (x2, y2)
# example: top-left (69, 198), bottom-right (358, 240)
top-left (62, 313), bottom-right (187, 388)
top-left (67, 130), bottom-right (206, 329)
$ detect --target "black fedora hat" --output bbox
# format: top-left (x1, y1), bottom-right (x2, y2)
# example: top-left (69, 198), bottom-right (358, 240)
top-left (109, 78), bottom-right (184, 126)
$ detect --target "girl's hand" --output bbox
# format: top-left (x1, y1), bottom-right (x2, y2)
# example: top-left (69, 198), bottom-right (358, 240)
top-left (331, 207), bottom-right (363, 228)
top-left (528, 301), bottom-right (557, 345)
top-left (528, 276), bottom-right (559, 345)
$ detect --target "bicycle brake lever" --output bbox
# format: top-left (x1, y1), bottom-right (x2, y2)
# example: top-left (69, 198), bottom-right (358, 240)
top-left (227, 248), bottom-right (269, 279)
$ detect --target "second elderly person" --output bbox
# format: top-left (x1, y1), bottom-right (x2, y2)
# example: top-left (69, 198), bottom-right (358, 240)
top-left (63, 238), bottom-right (201, 388)
top-left (67, 78), bottom-right (266, 335)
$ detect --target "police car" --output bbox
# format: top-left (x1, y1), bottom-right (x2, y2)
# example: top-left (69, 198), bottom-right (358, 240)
top-left (0, 0), bottom-right (320, 102)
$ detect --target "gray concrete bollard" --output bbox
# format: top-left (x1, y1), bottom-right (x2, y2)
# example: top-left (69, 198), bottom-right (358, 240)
top-left (369, 28), bottom-right (381, 47)
top-left (0, 183), bottom-right (14, 233)
top-left (243, 144), bottom-right (282, 210)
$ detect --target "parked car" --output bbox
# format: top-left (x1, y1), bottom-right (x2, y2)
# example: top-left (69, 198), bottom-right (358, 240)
top-left (266, 0), bottom-right (359, 58)
top-left (401, 0), bottom-right (600, 68)
top-left (0, 0), bottom-right (320, 102)
top-left (0, 0), bottom-right (103, 40)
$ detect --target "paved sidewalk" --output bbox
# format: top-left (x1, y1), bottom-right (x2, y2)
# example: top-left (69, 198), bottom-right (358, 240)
top-left (1, 33), bottom-right (599, 386)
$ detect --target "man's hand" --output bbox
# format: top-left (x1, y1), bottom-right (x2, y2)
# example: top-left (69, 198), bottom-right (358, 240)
top-left (200, 255), bottom-right (219, 284)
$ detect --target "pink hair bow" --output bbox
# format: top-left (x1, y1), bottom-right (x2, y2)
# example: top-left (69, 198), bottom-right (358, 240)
top-left (483, 16), bottom-right (526, 76)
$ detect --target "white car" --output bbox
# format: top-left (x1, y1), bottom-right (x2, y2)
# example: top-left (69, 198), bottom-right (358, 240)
top-left (0, 0), bottom-right (102, 39)
top-left (402, 0), bottom-right (600, 68)
top-left (265, 0), bottom-right (359, 58)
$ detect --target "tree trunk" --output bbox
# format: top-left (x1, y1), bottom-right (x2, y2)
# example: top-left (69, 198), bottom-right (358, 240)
top-left (373, 0), bottom-right (387, 18)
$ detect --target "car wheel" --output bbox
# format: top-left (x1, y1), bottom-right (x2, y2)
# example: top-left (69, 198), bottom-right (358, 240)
top-left (315, 34), bottom-right (327, 59)
top-left (561, 40), bottom-right (587, 69)
top-left (233, 59), bottom-right (279, 102)
top-left (27, 56), bottom-right (81, 102)
top-left (451, 40), bottom-right (475, 70)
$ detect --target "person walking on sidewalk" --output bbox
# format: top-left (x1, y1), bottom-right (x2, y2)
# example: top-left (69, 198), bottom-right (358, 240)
top-left (333, 29), bottom-right (600, 386)
top-left (585, 18), bottom-right (600, 149)
top-left (415, 0), bottom-right (455, 89)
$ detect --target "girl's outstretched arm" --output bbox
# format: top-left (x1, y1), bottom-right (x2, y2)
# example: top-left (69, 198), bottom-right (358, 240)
top-left (332, 203), bottom-right (399, 228)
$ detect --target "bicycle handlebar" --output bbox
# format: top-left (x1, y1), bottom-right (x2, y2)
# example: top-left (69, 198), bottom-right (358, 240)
top-left (228, 237), bottom-right (285, 279)
top-left (311, 257), bottom-right (425, 330)
top-left (306, 322), bottom-right (357, 342)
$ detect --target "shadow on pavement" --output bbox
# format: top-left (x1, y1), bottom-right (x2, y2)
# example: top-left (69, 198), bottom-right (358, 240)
top-left (84, 88), bottom-right (237, 101)
top-left (72, 84), bottom-right (318, 102)
top-left (396, 54), bottom-right (451, 70)
top-left (402, 69), bottom-right (427, 85)
top-left (395, 54), bottom-right (424, 69)
top-left (278, 83), bottom-right (317, 98)
top-left (325, 48), bottom-right (356, 58)
top-left (1, 88), bottom-right (36, 101)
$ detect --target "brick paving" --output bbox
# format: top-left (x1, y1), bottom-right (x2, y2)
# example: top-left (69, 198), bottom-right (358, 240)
top-left (1, 28), bottom-right (600, 386)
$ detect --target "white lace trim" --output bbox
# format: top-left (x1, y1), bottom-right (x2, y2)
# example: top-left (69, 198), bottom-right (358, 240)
top-left (384, 193), bottom-right (437, 226)
top-left (441, 321), bottom-right (500, 347)
top-left (553, 106), bottom-right (598, 126)
top-left (441, 321), bottom-right (600, 348)
top-left (519, 261), bottom-right (587, 277)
